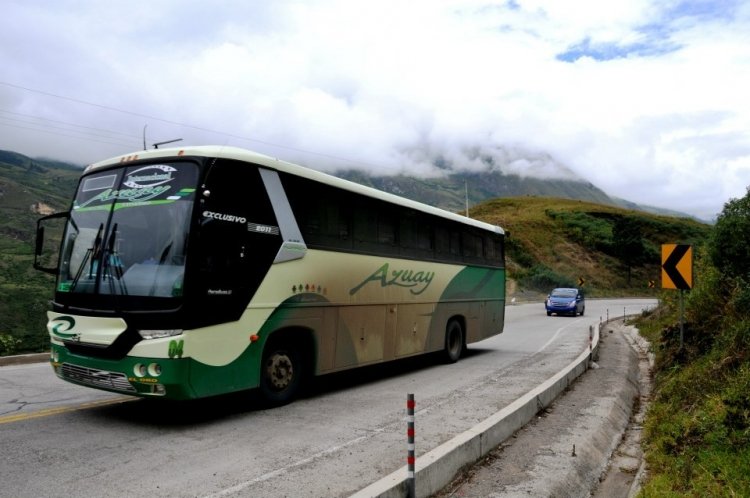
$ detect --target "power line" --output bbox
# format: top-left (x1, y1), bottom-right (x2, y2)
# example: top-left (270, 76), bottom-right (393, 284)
top-left (0, 80), bottom-right (392, 170)
top-left (0, 109), bottom-right (141, 140)
top-left (0, 110), bottom-right (137, 147)
top-left (0, 122), bottom-right (137, 149)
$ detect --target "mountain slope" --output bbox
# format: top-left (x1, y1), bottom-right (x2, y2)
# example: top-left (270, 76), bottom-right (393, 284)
top-left (337, 168), bottom-right (616, 213)
top-left (469, 197), bottom-right (710, 298)
top-left (0, 151), bottom-right (81, 353)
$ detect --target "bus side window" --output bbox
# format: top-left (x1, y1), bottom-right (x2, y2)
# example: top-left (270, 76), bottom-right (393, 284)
top-left (282, 174), bottom-right (352, 251)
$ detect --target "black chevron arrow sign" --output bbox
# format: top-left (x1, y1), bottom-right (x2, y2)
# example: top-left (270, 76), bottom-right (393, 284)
top-left (661, 244), bottom-right (693, 290)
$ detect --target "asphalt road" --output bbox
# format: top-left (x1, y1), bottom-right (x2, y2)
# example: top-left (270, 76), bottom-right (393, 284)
top-left (0, 299), bottom-right (655, 498)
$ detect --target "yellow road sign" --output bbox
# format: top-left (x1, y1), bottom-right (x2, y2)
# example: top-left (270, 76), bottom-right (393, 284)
top-left (661, 244), bottom-right (693, 290)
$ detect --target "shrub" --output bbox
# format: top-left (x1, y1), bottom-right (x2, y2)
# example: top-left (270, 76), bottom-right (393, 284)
top-left (506, 237), bottom-right (536, 268)
top-left (521, 265), bottom-right (575, 291)
top-left (0, 333), bottom-right (21, 356)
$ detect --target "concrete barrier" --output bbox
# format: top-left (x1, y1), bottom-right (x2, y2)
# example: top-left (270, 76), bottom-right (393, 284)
top-left (351, 322), bottom-right (602, 498)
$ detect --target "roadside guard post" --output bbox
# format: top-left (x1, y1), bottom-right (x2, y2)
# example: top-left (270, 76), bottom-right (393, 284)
top-left (661, 244), bottom-right (693, 349)
top-left (407, 393), bottom-right (416, 498)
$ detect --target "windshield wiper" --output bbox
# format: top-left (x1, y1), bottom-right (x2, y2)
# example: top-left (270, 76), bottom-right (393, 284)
top-left (103, 223), bottom-right (128, 295)
top-left (69, 223), bottom-right (103, 292)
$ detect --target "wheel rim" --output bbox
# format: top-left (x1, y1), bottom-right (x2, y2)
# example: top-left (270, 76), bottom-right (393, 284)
top-left (266, 352), bottom-right (294, 391)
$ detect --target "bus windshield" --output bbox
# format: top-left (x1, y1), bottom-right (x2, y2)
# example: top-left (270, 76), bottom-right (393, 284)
top-left (57, 162), bottom-right (199, 299)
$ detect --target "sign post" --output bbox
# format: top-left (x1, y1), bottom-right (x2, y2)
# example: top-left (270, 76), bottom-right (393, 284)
top-left (661, 244), bottom-right (693, 350)
top-left (407, 393), bottom-right (415, 498)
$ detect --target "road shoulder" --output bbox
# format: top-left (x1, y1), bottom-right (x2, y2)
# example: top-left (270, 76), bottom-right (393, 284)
top-left (435, 321), bottom-right (644, 497)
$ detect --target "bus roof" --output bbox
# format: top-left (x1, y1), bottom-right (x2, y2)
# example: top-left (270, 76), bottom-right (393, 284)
top-left (88, 145), bottom-right (504, 235)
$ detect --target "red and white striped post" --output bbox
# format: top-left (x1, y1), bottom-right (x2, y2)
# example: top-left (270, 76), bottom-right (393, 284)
top-left (407, 393), bottom-right (416, 498)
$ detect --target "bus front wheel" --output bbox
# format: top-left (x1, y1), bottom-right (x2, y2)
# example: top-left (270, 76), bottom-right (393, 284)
top-left (444, 319), bottom-right (464, 363)
top-left (260, 343), bottom-right (302, 406)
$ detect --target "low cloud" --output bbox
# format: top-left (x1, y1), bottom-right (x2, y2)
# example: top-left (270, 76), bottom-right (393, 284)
top-left (1, 1), bottom-right (749, 220)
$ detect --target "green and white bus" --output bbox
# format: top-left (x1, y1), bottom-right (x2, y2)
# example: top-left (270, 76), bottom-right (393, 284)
top-left (35, 146), bottom-right (505, 404)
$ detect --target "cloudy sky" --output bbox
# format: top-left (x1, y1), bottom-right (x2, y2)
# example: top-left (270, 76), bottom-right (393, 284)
top-left (1, 0), bottom-right (749, 220)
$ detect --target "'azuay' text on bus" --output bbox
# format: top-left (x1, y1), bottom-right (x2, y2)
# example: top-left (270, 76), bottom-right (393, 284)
top-left (350, 263), bottom-right (435, 296)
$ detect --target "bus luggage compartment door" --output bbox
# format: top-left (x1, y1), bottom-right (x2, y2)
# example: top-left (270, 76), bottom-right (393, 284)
top-left (334, 305), bottom-right (386, 368)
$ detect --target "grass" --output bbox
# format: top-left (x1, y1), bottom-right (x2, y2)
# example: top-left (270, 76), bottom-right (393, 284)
top-left (631, 248), bottom-right (750, 496)
top-left (471, 197), bottom-right (710, 297)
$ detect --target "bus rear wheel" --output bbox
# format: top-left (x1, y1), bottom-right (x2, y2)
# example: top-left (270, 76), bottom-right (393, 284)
top-left (260, 344), bottom-right (302, 406)
top-left (444, 319), bottom-right (464, 363)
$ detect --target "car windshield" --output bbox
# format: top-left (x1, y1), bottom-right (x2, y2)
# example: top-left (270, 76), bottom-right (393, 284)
top-left (57, 162), bottom-right (198, 298)
top-left (551, 289), bottom-right (577, 298)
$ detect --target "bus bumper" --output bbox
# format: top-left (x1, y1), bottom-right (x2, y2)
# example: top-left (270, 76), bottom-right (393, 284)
top-left (49, 344), bottom-right (197, 400)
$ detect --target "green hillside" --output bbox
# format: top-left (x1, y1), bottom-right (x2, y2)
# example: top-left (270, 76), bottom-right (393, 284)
top-left (0, 151), bottom-right (80, 354)
top-left (337, 168), bottom-right (695, 219)
top-left (469, 197), bottom-right (709, 297)
top-left (338, 168), bottom-right (617, 214)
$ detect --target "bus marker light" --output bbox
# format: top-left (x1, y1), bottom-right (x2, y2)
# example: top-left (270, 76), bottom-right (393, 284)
top-left (250, 334), bottom-right (260, 343)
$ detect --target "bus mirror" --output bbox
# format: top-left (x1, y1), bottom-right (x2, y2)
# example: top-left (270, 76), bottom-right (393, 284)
top-left (33, 211), bottom-right (69, 275)
top-left (35, 226), bottom-right (45, 256)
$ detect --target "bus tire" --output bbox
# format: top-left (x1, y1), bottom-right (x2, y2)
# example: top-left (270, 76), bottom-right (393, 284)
top-left (444, 319), bottom-right (464, 363)
top-left (259, 341), bottom-right (302, 406)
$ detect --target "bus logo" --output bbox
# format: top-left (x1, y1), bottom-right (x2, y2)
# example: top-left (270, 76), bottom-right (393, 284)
top-left (50, 316), bottom-right (77, 338)
top-left (123, 165), bottom-right (176, 188)
top-left (350, 263), bottom-right (435, 296)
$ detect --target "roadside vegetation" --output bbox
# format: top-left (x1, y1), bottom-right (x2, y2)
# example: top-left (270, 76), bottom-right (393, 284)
top-left (633, 187), bottom-right (750, 496)
top-left (471, 197), bottom-right (709, 298)
top-left (0, 151), bottom-right (79, 355)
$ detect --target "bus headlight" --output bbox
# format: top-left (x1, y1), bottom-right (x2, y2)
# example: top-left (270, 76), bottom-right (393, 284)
top-left (138, 329), bottom-right (182, 339)
top-left (134, 363), bottom-right (147, 377)
top-left (148, 363), bottom-right (162, 377)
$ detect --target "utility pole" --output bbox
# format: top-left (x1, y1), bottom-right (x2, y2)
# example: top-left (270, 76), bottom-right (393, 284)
top-left (465, 180), bottom-right (469, 217)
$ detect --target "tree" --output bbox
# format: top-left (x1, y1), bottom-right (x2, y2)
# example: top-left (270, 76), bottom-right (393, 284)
top-left (710, 186), bottom-right (750, 280)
